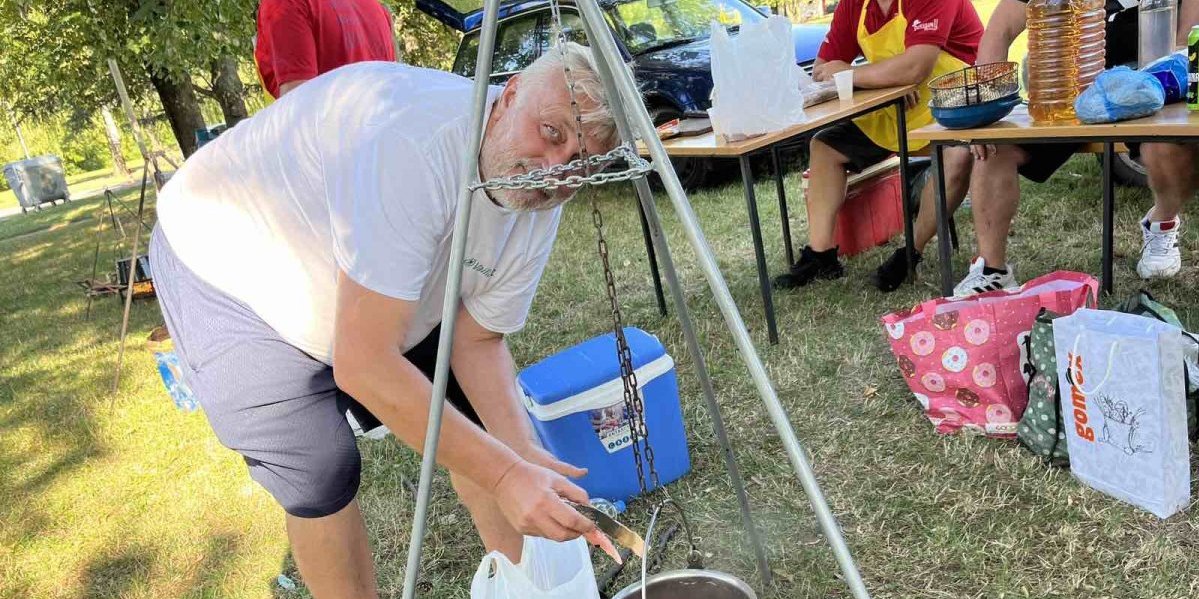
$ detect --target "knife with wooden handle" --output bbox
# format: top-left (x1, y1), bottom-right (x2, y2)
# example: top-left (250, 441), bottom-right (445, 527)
top-left (571, 502), bottom-right (646, 559)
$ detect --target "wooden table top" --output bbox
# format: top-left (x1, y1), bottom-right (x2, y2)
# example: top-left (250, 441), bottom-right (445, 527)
top-left (909, 102), bottom-right (1199, 143)
top-left (638, 85), bottom-right (917, 158)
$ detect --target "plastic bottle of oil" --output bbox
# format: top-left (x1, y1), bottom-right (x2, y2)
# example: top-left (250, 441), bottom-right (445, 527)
top-left (1027, 0), bottom-right (1107, 123)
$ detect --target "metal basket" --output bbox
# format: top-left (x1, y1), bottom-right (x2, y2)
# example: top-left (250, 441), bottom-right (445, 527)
top-left (929, 62), bottom-right (1020, 108)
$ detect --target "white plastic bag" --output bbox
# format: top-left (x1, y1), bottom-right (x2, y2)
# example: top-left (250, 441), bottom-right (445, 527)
top-left (1053, 309), bottom-right (1191, 519)
top-left (470, 536), bottom-right (600, 599)
top-left (708, 16), bottom-right (808, 140)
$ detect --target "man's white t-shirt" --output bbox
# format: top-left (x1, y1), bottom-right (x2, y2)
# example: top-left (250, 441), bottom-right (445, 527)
top-left (157, 62), bottom-right (561, 364)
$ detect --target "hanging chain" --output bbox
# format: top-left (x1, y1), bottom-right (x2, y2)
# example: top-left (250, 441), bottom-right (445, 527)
top-left (547, 0), bottom-right (660, 493)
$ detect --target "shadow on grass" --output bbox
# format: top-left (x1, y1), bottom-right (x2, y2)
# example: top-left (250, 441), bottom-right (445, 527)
top-left (81, 545), bottom-right (157, 599)
top-left (79, 535), bottom-right (249, 598)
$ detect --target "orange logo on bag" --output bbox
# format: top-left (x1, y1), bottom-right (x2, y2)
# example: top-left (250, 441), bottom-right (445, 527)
top-left (1065, 353), bottom-right (1096, 442)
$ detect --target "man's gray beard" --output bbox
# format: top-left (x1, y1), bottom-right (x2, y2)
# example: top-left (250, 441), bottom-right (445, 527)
top-left (491, 186), bottom-right (572, 212)
top-left (481, 148), bottom-right (572, 212)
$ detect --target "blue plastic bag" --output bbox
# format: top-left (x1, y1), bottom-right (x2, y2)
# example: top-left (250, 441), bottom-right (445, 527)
top-left (1141, 51), bottom-right (1188, 104)
top-left (1074, 67), bottom-right (1165, 124)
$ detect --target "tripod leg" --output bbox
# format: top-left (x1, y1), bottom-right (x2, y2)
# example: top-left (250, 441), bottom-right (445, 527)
top-left (576, 1), bottom-right (870, 596)
top-left (577, 5), bottom-right (773, 589)
top-left (399, 1), bottom-right (502, 597)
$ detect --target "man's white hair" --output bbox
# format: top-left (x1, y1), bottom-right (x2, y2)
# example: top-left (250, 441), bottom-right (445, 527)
top-left (521, 42), bottom-right (619, 151)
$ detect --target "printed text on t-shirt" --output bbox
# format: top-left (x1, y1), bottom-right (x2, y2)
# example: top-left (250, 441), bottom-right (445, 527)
top-left (464, 258), bottom-right (496, 278)
top-left (911, 18), bottom-right (939, 32)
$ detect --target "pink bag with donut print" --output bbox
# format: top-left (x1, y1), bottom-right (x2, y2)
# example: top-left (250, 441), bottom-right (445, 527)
top-left (881, 271), bottom-right (1098, 437)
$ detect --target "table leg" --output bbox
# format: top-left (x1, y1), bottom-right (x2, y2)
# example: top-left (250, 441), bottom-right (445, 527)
top-left (933, 143), bottom-right (953, 297)
top-left (1102, 142), bottom-right (1116, 296)
top-left (772, 146), bottom-right (795, 268)
top-left (636, 195), bottom-right (668, 316)
top-left (740, 155), bottom-right (779, 345)
top-left (894, 99), bottom-right (916, 284)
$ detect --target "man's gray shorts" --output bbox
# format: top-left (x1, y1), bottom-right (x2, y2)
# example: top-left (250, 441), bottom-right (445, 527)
top-left (149, 226), bottom-right (481, 518)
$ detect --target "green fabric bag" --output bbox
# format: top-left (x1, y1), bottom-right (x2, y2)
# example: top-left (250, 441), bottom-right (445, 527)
top-left (1016, 309), bottom-right (1070, 466)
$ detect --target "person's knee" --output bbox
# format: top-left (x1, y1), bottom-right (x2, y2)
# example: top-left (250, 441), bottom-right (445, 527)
top-left (943, 145), bottom-right (972, 167)
top-left (809, 137), bottom-right (847, 167)
top-left (971, 146), bottom-right (1022, 185)
top-left (1141, 142), bottom-right (1195, 173)
top-left (265, 449), bottom-right (362, 518)
top-left (942, 146), bottom-right (974, 187)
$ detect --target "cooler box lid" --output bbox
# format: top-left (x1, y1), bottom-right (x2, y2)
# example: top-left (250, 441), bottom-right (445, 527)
top-left (519, 327), bottom-right (667, 407)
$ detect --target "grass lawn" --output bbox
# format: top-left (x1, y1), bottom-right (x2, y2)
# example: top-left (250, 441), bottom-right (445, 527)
top-left (2, 155), bottom-right (1198, 599)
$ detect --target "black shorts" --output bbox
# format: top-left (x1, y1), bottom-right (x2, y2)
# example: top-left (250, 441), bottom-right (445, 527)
top-left (1015, 142), bottom-right (1085, 183)
top-left (151, 225), bottom-right (479, 518)
top-left (812, 121), bottom-right (894, 174)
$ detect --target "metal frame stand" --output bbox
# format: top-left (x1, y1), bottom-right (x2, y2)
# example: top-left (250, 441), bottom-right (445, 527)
top-left (401, 1), bottom-right (870, 597)
top-left (108, 59), bottom-right (171, 393)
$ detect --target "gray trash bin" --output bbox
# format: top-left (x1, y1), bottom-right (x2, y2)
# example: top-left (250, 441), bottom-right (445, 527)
top-left (3, 155), bottom-right (70, 214)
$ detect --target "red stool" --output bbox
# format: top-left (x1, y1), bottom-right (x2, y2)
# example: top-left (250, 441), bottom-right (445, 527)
top-left (804, 157), bottom-right (905, 258)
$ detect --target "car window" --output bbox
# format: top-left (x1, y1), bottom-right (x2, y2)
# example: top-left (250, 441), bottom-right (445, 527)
top-left (453, 12), bottom-right (546, 78)
top-left (606, 0), bottom-right (762, 54)
top-left (547, 10), bottom-right (590, 46)
top-left (454, 35), bottom-right (481, 77)
top-left (494, 13), bottom-right (544, 73)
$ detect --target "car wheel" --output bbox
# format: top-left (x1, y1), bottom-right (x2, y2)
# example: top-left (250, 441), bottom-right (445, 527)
top-left (649, 106), bottom-right (709, 190)
top-left (1095, 151), bottom-right (1148, 188)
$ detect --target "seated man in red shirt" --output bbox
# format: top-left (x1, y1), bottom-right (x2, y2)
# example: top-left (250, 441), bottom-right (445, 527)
top-left (774, 0), bottom-right (981, 292)
top-left (255, 0), bottom-right (397, 98)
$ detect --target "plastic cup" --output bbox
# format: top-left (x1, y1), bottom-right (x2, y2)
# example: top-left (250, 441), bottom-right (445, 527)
top-left (834, 70), bottom-right (854, 103)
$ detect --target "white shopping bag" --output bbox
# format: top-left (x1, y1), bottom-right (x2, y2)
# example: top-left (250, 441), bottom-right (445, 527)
top-left (708, 16), bottom-right (808, 140)
top-left (1053, 309), bottom-right (1192, 519)
top-left (470, 536), bottom-right (600, 599)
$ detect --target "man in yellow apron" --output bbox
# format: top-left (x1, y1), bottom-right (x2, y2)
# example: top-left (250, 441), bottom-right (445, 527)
top-left (773, 0), bottom-right (982, 291)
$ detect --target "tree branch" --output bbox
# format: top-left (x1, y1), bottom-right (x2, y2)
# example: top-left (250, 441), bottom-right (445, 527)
top-left (192, 85), bottom-right (217, 100)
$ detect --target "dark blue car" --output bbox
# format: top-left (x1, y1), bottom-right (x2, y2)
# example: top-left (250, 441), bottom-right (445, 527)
top-left (416, 0), bottom-right (829, 187)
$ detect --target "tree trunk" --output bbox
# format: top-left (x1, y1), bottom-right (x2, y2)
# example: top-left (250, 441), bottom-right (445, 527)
top-left (100, 107), bottom-right (131, 178)
top-left (9, 109), bottom-right (30, 159)
top-left (146, 67), bottom-right (205, 158)
top-left (212, 56), bottom-right (249, 128)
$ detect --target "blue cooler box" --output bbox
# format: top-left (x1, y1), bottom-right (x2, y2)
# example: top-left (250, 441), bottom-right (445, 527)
top-left (518, 327), bottom-right (690, 503)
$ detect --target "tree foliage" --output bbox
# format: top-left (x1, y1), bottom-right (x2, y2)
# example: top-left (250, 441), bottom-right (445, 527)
top-left (386, 0), bottom-right (462, 70)
top-left (0, 0), bottom-right (462, 155)
top-left (0, 0), bottom-right (255, 124)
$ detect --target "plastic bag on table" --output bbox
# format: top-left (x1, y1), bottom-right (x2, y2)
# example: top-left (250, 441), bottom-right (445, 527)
top-left (802, 80), bottom-right (839, 107)
top-left (1074, 66), bottom-right (1165, 124)
top-left (708, 16), bottom-right (807, 141)
top-left (1141, 51), bottom-right (1188, 104)
top-left (470, 536), bottom-right (600, 599)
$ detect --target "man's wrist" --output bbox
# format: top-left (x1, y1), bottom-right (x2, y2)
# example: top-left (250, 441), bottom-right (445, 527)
top-left (485, 450), bottom-right (524, 492)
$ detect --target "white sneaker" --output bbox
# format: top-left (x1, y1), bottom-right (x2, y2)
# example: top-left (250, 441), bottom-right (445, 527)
top-left (952, 257), bottom-right (1019, 298)
top-left (1137, 212), bottom-right (1182, 279)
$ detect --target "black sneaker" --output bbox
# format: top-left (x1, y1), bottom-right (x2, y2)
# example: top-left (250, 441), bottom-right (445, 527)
top-left (870, 247), bottom-right (922, 292)
top-left (772, 246), bottom-right (844, 289)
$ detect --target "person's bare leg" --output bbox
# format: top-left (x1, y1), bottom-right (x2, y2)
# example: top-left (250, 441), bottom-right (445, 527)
top-left (1142, 142), bottom-right (1198, 222)
top-left (452, 472), bottom-right (524, 561)
top-left (913, 145), bottom-right (973, 251)
top-left (286, 499), bottom-right (379, 599)
top-left (806, 137), bottom-right (851, 251)
top-left (971, 145), bottom-right (1028, 268)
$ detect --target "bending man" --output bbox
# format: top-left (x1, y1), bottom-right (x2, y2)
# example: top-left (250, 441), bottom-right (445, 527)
top-left (151, 46), bottom-right (617, 598)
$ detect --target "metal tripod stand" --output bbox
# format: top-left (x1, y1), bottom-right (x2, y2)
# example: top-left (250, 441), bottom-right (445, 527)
top-left (400, 1), bottom-right (870, 597)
